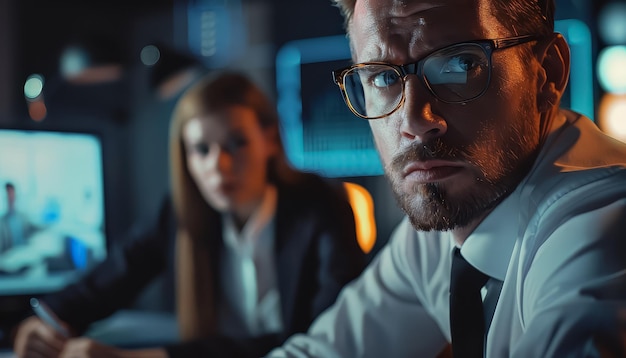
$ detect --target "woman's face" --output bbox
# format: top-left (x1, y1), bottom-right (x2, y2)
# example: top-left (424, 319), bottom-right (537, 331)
top-left (182, 105), bottom-right (278, 219)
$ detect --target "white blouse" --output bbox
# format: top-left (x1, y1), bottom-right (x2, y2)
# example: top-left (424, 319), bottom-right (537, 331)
top-left (218, 185), bottom-right (283, 338)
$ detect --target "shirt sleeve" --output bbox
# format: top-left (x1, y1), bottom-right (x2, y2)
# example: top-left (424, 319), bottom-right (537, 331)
top-left (512, 197), bottom-right (626, 357)
top-left (267, 218), bottom-right (448, 358)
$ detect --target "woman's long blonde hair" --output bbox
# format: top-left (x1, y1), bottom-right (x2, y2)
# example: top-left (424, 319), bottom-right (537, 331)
top-left (169, 71), bottom-right (299, 340)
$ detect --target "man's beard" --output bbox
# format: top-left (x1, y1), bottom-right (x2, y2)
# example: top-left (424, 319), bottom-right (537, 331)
top-left (385, 105), bottom-right (538, 232)
top-left (389, 174), bottom-right (510, 231)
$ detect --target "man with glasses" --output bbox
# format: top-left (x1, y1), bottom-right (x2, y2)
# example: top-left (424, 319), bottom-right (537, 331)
top-left (268, 0), bottom-right (626, 357)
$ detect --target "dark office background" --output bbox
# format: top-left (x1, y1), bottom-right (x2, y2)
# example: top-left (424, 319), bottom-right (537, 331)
top-left (0, 0), bottom-right (623, 317)
top-left (0, 0), bottom-right (403, 263)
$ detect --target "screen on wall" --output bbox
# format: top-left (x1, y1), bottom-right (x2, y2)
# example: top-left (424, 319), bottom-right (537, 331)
top-left (0, 128), bottom-right (107, 296)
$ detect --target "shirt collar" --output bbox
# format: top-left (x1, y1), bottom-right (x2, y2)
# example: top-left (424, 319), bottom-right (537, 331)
top-left (456, 111), bottom-right (569, 280)
top-left (458, 109), bottom-right (626, 281)
top-left (457, 110), bottom-right (572, 280)
top-left (223, 185), bottom-right (277, 249)
top-left (460, 188), bottom-right (520, 281)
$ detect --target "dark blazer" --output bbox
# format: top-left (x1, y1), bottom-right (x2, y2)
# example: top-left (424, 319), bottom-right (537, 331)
top-left (41, 174), bottom-right (367, 357)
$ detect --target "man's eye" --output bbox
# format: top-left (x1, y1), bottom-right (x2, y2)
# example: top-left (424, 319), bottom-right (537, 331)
top-left (443, 54), bottom-right (478, 73)
top-left (372, 70), bottom-right (401, 88)
top-left (425, 51), bottom-right (485, 85)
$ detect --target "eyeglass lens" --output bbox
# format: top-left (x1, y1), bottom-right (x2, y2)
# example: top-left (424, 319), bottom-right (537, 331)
top-left (342, 42), bottom-right (491, 118)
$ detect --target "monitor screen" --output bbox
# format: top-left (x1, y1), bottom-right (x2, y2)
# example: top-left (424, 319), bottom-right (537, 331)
top-left (0, 128), bottom-right (107, 296)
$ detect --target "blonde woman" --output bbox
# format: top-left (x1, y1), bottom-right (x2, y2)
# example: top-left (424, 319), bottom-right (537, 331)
top-left (13, 71), bottom-right (366, 358)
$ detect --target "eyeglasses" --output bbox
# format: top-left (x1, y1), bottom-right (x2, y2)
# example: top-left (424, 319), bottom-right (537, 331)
top-left (332, 35), bottom-right (539, 119)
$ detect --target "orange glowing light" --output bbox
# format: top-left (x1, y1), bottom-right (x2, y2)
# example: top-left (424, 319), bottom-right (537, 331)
top-left (344, 182), bottom-right (377, 254)
top-left (28, 99), bottom-right (47, 122)
top-left (598, 93), bottom-right (626, 143)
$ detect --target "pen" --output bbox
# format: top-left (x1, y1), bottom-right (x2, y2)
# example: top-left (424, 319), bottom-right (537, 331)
top-left (30, 297), bottom-right (70, 337)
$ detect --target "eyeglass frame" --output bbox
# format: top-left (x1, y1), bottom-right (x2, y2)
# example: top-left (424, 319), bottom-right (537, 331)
top-left (332, 34), bottom-right (541, 120)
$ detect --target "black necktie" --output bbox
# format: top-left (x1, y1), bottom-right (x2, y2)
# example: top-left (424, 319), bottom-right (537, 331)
top-left (449, 247), bottom-right (490, 358)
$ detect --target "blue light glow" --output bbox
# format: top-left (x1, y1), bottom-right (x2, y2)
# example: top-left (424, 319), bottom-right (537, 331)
top-left (24, 74), bottom-right (44, 100)
top-left (597, 46), bottom-right (626, 94)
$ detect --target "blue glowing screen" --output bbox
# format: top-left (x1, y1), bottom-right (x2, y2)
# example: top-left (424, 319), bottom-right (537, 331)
top-left (0, 129), bottom-right (107, 296)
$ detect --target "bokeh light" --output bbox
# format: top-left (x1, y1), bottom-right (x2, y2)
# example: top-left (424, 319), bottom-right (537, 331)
top-left (140, 45), bottom-right (160, 66)
top-left (28, 99), bottom-right (47, 122)
top-left (60, 46), bottom-right (90, 79)
top-left (343, 182), bottom-right (376, 254)
top-left (597, 46), bottom-right (626, 94)
top-left (24, 74), bottom-right (45, 100)
top-left (598, 1), bottom-right (626, 45)
top-left (598, 93), bottom-right (626, 143)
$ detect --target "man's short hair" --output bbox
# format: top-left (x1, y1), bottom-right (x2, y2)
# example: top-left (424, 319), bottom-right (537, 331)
top-left (333, 0), bottom-right (555, 37)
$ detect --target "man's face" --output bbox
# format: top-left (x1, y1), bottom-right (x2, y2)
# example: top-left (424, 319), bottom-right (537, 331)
top-left (349, 0), bottom-right (542, 231)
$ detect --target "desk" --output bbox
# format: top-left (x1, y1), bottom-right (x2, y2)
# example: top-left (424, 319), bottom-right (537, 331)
top-left (0, 350), bottom-right (15, 358)
top-left (0, 309), bottom-right (178, 356)
top-left (85, 310), bottom-right (179, 348)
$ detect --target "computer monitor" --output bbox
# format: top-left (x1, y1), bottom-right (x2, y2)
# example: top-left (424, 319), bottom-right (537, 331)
top-left (0, 128), bottom-right (107, 297)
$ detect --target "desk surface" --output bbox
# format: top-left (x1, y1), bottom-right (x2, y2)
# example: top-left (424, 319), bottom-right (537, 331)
top-left (86, 309), bottom-right (179, 348)
top-left (1, 309), bottom-right (179, 356)
top-left (0, 351), bottom-right (15, 358)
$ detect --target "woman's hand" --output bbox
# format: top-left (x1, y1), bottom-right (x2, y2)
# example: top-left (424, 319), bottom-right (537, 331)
top-left (59, 338), bottom-right (123, 358)
top-left (59, 338), bottom-right (168, 358)
top-left (13, 315), bottom-right (68, 358)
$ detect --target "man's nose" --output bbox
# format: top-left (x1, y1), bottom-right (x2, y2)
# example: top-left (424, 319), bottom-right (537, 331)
top-left (398, 76), bottom-right (448, 142)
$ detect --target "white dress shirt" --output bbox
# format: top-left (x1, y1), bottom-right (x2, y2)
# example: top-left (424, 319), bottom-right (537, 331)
top-left (218, 185), bottom-right (284, 338)
top-left (268, 109), bottom-right (626, 357)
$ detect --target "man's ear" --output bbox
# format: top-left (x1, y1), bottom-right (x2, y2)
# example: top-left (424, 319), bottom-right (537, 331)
top-left (535, 33), bottom-right (571, 112)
